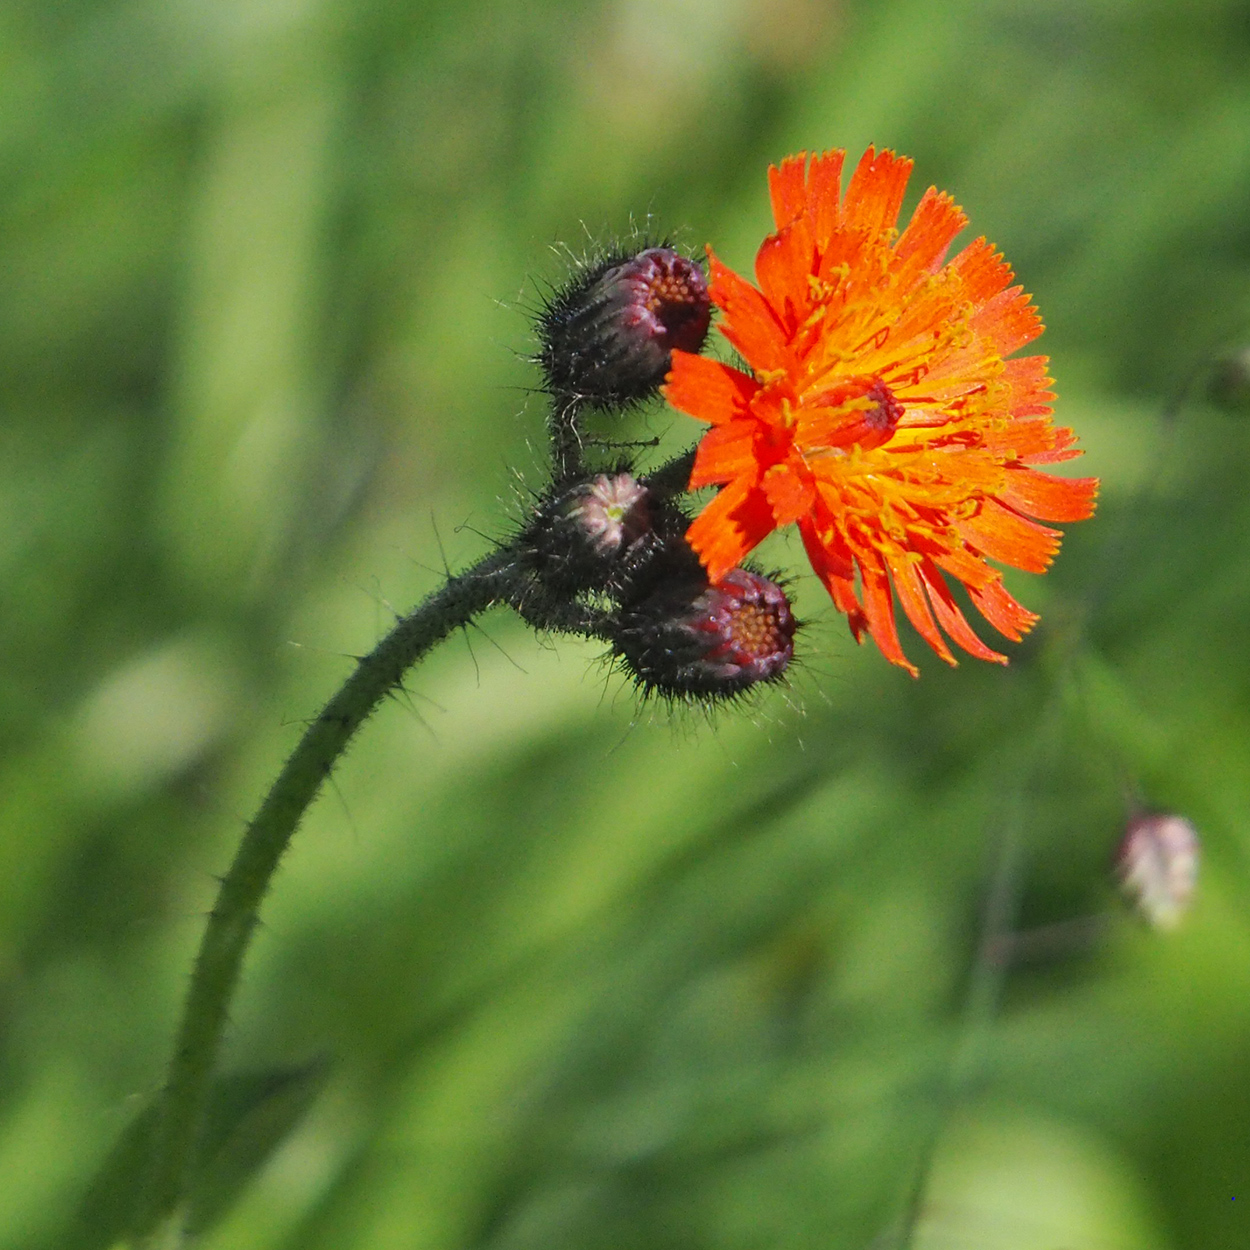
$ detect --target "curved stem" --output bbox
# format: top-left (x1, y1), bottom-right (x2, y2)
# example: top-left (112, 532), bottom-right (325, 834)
top-left (137, 547), bottom-right (522, 1237)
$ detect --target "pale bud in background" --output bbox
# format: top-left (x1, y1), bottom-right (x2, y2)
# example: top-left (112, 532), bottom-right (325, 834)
top-left (1116, 813), bottom-right (1200, 930)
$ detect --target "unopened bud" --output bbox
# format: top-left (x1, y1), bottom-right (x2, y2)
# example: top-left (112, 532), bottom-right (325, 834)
top-left (615, 565), bottom-right (796, 700)
top-left (567, 472), bottom-right (652, 556)
top-left (537, 246), bottom-right (711, 408)
top-left (1116, 812), bottom-right (1199, 930)
top-left (526, 470), bottom-right (664, 597)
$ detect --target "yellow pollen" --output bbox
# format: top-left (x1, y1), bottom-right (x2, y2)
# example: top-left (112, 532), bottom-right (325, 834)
top-left (730, 603), bottom-right (784, 656)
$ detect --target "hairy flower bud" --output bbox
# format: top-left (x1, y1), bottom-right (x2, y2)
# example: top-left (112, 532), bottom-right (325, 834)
top-left (537, 246), bottom-right (711, 408)
top-left (1116, 812), bottom-right (1199, 930)
top-left (567, 472), bottom-right (652, 555)
top-left (526, 470), bottom-right (663, 597)
top-left (614, 564), bottom-right (796, 700)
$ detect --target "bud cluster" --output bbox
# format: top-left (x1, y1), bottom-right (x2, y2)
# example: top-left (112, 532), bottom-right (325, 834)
top-left (518, 242), bottom-right (798, 703)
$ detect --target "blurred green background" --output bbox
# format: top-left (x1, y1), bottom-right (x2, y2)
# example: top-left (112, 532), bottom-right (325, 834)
top-left (4, 0), bottom-right (1250, 1245)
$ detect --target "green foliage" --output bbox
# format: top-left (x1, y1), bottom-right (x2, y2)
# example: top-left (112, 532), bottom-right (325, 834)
top-left (3, 0), bottom-right (1250, 1246)
top-left (68, 1061), bottom-right (328, 1246)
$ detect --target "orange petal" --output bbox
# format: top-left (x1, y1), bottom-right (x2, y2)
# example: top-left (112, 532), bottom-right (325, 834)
top-left (664, 352), bottom-right (758, 425)
top-left (756, 221), bottom-right (815, 330)
top-left (887, 551), bottom-right (957, 666)
top-left (769, 153), bottom-right (810, 231)
top-left (919, 561), bottom-right (1009, 663)
top-left (970, 285), bottom-right (1043, 356)
top-left (967, 575), bottom-right (1038, 642)
top-left (893, 187), bottom-right (968, 275)
top-left (708, 251), bottom-right (789, 373)
top-left (798, 505), bottom-right (854, 581)
top-left (691, 420), bottom-right (767, 488)
top-left (999, 467), bottom-right (1099, 522)
top-left (857, 548), bottom-right (917, 676)
top-left (979, 413), bottom-right (1082, 464)
top-left (807, 149), bottom-right (846, 246)
top-left (955, 499), bottom-right (1061, 574)
top-left (917, 445), bottom-right (1008, 500)
top-left (686, 479), bottom-right (776, 583)
top-left (1021, 422), bottom-right (1084, 465)
top-left (1002, 355), bottom-right (1055, 418)
top-left (949, 237), bottom-right (1014, 305)
top-left (843, 147), bottom-right (913, 237)
top-left (931, 541), bottom-right (999, 591)
top-left (761, 459), bottom-right (816, 527)
top-left (798, 512), bottom-right (863, 635)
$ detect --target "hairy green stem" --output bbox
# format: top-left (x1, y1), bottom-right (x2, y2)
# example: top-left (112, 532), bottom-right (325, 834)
top-left (548, 396), bottom-right (586, 481)
top-left (136, 548), bottom-right (524, 1239)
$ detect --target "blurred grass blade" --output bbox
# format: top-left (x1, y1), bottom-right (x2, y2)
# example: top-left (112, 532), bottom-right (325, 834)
top-left (67, 1059), bottom-right (330, 1248)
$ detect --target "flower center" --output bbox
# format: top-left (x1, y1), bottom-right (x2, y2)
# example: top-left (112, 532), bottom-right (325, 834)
top-left (684, 568), bottom-right (797, 684)
top-left (863, 380), bottom-right (904, 432)
top-left (804, 375), bottom-right (905, 453)
top-left (725, 600), bottom-right (791, 663)
top-left (628, 249), bottom-right (712, 354)
top-left (569, 472), bottom-right (652, 553)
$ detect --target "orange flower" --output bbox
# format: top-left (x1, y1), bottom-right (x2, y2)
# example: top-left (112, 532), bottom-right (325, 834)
top-left (664, 147), bottom-right (1098, 676)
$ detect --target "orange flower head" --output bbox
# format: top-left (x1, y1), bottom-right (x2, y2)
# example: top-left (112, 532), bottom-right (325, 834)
top-left (664, 148), bottom-right (1098, 676)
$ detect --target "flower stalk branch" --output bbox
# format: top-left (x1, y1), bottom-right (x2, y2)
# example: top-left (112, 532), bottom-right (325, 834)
top-left (130, 238), bottom-right (788, 1229)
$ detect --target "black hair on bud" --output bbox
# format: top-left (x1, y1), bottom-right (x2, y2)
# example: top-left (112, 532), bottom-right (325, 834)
top-left (536, 245), bottom-right (711, 410)
top-left (612, 558), bottom-right (797, 702)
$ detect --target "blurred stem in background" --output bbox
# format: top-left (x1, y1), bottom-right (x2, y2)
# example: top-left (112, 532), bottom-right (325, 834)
top-left (888, 365), bottom-right (1215, 1248)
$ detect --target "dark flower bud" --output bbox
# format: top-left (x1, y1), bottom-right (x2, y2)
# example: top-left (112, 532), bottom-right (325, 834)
top-left (537, 246), bottom-right (711, 408)
top-left (1115, 812), bottom-right (1199, 930)
top-left (614, 565), bottom-right (797, 700)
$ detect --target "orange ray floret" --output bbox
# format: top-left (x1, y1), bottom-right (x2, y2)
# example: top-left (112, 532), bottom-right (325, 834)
top-left (664, 147), bottom-right (1098, 676)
